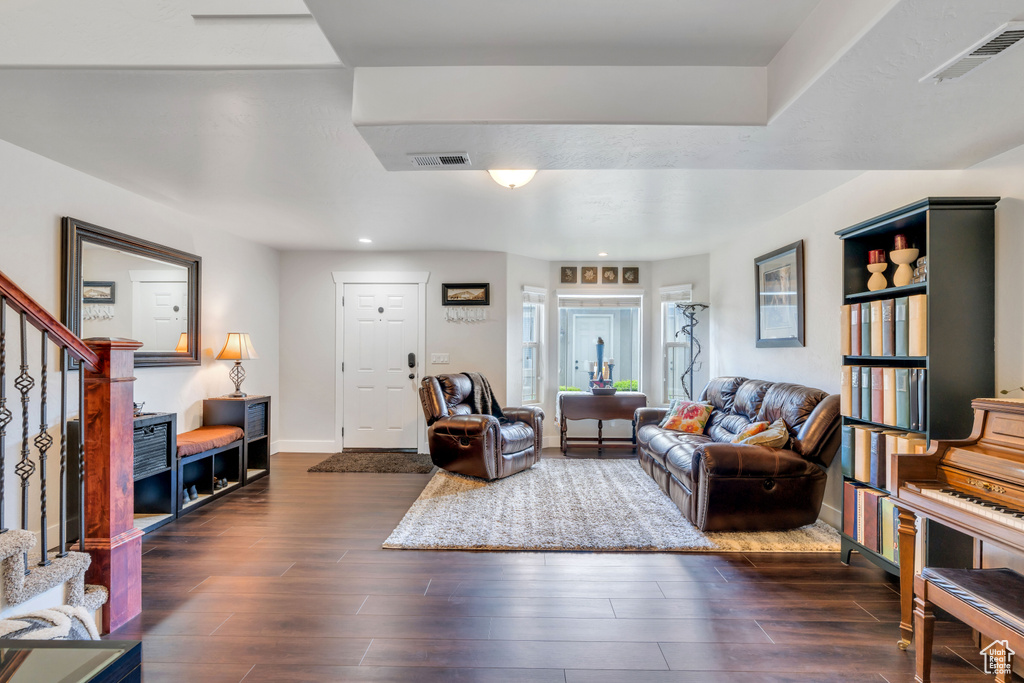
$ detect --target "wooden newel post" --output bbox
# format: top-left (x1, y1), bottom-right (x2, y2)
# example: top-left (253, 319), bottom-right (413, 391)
top-left (82, 338), bottom-right (144, 634)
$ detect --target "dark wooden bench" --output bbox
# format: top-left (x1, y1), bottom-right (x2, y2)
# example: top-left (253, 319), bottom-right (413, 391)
top-left (915, 567), bottom-right (1024, 682)
top-left (176, 425), bottom-right (244, 514)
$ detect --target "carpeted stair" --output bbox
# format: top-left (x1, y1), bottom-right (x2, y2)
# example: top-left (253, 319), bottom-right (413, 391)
top-left (0, 529), bottom-right (107, 617)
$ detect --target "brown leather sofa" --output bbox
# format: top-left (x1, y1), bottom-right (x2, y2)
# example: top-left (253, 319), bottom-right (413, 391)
top-left (634, 377), bottom-right (840, 532)
top-left (419, 374), bottom-right (544, 481)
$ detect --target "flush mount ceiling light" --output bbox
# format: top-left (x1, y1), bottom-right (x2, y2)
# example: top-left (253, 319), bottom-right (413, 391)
top-left (598, 252), bottom-right (608, 257)
top-left (358, 238), bottom-right (373, 243)
top-left (488, 170), bottom-right (537, 190)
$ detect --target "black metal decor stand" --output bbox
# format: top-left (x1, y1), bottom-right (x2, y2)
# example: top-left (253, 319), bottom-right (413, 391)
top-left (675, 303), bottom-right (709, 400)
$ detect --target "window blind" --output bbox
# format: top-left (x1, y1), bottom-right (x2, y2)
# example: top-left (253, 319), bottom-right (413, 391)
top-left (522, 286), bottom-right (546, 304)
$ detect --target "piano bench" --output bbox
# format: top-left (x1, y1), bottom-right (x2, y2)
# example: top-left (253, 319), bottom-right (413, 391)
top-left (914, 567), bottom-right (1024, 683)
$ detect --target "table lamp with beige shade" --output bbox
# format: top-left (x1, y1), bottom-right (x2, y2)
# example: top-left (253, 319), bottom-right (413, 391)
top-left (216, 333), bottom-right (258, 397)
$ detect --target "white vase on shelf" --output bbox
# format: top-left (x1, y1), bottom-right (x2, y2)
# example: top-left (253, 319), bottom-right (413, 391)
top-left (890, 248), bottom-right (920, 287)
top-left (866, 262), bottom-right (888, 291)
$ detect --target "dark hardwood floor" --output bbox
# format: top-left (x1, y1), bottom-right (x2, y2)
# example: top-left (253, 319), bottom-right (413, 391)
top-left (110, 450), bottom-right (997, 682)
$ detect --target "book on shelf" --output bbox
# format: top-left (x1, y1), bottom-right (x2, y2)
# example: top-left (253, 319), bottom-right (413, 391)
top-left (882, 430), bottom-right (906, 491)
top-left (843, 480), bottom-right (865, 538)
top-left (894, 296), bottom-right (909, 356)
top-left (851, 304), bottom-right (861, 355)
top-left (841, 304), bottom-right (852, 356)
top-left (909, 369), bottom-right (928, 432)
top-left (910, 370), bottom-right (920, 431)
top-left (856, 487), bottom-right (868, 545)
top-left (840, 366), bottom-right (852, 417)
top-left (917, 369), bottom-right (927, 431)
top-left (860, 367), bottom-right (872, 421)
top-left (883, 368), bottom-right (897, 426)
top-left (851, 366), bottom-right (861, 417)
top-left (862, 489), bottom-right (886, 552)
top-left (841, 424), bottom-right (854, 477)
top-left (871, 367), bottom-right (884, 424)
top-left (860, 303), bottom-right (872, 358)
top-left (869, 430), bottom-right (887, 489)
top-left (909, 294), bottom-right (928, 356)
top-left (853, 426), bottom-right (881, 482)
top-left (880, 299), bottom-right (895, 356)
top-left (895, 368), bottom-right (910, 429)
top-left (895, 434), bottom-right (926, 457)
top-left (870, 300), bottom-right (883, 356)
top-left (880, 496), bottom-right (898, 563)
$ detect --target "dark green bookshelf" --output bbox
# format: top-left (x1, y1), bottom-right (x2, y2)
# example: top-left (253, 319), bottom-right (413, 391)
top-left (835, 197), bottom-right (997, 576)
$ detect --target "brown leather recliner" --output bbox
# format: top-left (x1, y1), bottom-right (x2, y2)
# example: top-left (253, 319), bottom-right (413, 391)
top-left (419, 374), bottom-right (544, 481)
top-left (634, 377), bottom-right (841, 532)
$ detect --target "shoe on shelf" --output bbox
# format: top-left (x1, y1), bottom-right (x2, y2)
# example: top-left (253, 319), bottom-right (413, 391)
top-left (220, 478), bottom-right (229, 488)
top-left (213, 480), bottom-right (222, 490)
top-left (188, 484), bottom-right (199, 499)
top-left (182, 488), bottom-right (189, 503)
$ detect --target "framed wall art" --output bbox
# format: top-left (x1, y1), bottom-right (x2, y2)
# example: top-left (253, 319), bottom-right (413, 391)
top-left (560, 266), bottom-right (578, 284)
top-left (754, 240), bottom-right (804, 348)
top-left (602, 267), bottom-right (618, 284)
top-left (441, 282), bottom-right (489, 306)
top-left (82, 280), bottom-right (116, 304)
top-left (580, 266), bottom-right (599, 284)
top-left (622, 267), bottom-right (639, 284)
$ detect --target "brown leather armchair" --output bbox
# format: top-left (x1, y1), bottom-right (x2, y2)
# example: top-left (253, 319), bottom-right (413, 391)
top-left (419, 374), bottom-right (544, 481)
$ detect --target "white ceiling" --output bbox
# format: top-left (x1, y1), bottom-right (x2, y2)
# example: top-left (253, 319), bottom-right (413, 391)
top-left (0, 0), bottom-right (1023, 260)
top-left (309, 0), bottom-right (821, 67)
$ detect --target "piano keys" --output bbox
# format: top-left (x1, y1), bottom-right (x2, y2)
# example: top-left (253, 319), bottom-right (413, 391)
top-left (891, 398), bottom-right (1024, 649)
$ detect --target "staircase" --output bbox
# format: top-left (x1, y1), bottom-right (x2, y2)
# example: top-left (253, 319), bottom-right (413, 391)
top-left (0, 269), bottom-right (141, 635)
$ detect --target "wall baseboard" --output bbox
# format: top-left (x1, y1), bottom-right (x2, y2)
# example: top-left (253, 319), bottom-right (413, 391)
top-left (274, 440), bottom-right (337, 454)
top-left (818, 502), bottom-right (841, 530)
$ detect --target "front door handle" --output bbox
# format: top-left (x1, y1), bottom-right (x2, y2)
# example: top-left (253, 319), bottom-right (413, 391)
top-left (408, 352), bottom-right (416, 369)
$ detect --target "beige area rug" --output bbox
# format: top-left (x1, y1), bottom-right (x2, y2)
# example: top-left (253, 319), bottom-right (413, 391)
top-left (383, 459), bottom-right (840, 552)
top-left (308, 451), bottom-right (435, 474)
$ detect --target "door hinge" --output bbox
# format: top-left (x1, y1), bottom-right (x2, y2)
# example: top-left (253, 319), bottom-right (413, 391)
top-left (341, 427), bottom-right (344, 437)
top-left (341, 296), bottom-right (345, 306)
top-left (342, 362), bottom-right (344, 372)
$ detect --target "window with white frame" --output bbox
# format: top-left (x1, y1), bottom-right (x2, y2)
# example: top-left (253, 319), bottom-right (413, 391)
top-left (557, 293), bottom-right (643, 392)
top-left (662, 285), bottom-right (694, 403)
top-left (522, 287), bottom-right (545, 404)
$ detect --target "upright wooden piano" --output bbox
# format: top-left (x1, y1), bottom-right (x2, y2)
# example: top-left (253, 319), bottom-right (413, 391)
top-left (892, 398), bottom-right (1024, 649)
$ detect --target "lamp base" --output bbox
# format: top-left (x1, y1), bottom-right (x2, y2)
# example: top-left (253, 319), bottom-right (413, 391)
top-left (227, 360), bottom-right (247, 398)
top-left (225, 391), bottom-right (248, 398)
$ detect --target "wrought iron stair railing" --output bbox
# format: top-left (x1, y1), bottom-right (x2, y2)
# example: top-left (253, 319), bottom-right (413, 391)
top-left (0, 269), bottom-right (99, 570)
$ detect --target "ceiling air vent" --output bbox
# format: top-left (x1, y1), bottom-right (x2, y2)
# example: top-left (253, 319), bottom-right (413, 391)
top-left (408, 153), bottom-right (472, 168)
top-left (923, 21), bottom-right (1024, 83)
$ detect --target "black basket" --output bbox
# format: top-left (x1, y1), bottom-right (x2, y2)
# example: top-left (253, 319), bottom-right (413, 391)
top-left (246, 402), bottom-right (267, 439)
top-left (134, 422), bottom-right (171, 480)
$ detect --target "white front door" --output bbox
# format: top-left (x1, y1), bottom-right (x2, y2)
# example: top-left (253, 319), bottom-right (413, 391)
top-left (343, 283), bottom-right (420, 449)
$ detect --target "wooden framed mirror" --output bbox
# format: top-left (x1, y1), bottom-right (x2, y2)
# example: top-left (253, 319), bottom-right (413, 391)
top-left (62, 217), bottom-right (201, 368)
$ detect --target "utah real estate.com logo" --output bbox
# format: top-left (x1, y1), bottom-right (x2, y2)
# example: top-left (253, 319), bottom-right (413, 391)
top-left (980, 640), bottom-right (1014, 676)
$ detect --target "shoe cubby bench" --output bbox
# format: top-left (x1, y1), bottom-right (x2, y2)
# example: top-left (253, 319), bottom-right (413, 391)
top-left (176, 425), bottom-right (244, 515)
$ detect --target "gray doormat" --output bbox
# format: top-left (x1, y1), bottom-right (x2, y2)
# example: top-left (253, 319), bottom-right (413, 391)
top-left (308, 450), bottom-right (436, 474)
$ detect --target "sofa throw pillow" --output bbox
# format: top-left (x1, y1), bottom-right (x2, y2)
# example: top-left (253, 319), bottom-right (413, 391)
top-left (731, 421), bottom-right (768, 443)
top-left (661, 401), bottom-right (714, 434)
top-left (657, 398), bottom-right (684, 428)
top-left (738, 418), bottom-right (790, 448)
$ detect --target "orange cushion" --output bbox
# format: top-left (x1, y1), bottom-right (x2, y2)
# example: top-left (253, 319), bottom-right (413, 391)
top-left (177, 425), bottom-right (243, 457)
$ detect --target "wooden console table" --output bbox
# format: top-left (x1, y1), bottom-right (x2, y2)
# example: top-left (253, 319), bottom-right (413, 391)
top-left (558, 391), bottom-right (647, 453)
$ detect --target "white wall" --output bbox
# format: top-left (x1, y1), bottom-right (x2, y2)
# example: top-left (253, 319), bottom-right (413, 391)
top-left (708, 142), bottom-right (1024, 525)
top-left (278, 250), bottom-right (508, 452)
top-left (0, 138), bottom-right (280, 538)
